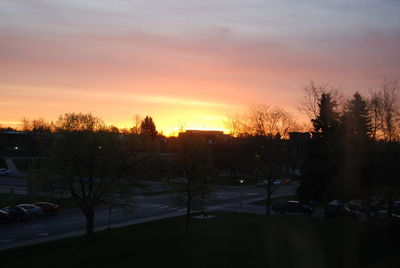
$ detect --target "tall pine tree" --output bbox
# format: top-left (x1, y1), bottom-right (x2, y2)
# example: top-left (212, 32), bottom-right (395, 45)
top-left (298, 93), bottom-right (340, 202)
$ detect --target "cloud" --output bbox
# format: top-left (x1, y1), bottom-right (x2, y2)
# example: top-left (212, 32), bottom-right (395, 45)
top-left (0, 0), bottom-right (400, 130)
top-left (136, 95), bottom-right (236, 108)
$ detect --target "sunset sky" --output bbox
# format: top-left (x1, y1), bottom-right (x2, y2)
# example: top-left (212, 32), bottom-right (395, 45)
top-left (1, 1), bottom-right (399, 135)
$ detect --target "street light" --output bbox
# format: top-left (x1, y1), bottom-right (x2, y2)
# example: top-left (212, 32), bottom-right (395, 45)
top-left (239, 179), bottom-right (245, 212)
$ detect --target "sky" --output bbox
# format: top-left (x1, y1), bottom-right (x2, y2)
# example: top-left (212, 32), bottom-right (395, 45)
top-left (1, 0), bottom-right (399, 135)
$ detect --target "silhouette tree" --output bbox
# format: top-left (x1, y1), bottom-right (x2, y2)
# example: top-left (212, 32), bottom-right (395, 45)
top-left (342, 92), bottom-right (372, 142)
top-left (369, 79), bottom-right (400, 141)
top-left (168, 134), bottom-right (215, 236)
top-left (248, 136), bottom-right (290, 215)
top-left (248, 104), bottom-right (298, 139)
top-left (299, 81), bottom-right (343, 123)
top-left (140, 116), bottom-right (158, 139)
top-left (49, 113), bottom-right (133, 240)
top-left (299, 93), bottom-right (341, 206)
top-left (337, 93), bottom-right (372, 203)
top-left (312, 93), bottom-right (340, 139)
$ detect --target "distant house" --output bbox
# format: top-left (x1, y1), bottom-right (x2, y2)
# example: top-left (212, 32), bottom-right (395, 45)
top-left (178, 130), bottom-right (228, 144)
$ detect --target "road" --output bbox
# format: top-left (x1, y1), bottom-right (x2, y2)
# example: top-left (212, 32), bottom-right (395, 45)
top-left (0, 177), bottom-right (27, 195)
top-left (0, 183), bottom-right (298, 249)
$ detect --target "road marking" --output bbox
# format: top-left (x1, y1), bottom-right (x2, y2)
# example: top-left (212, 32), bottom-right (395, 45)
top-left (24, 224), bottom-right (43, 229)
top-left (141, 204), bottom-right (162, 208)
top-left (37, 233), bottom-right (49, 237)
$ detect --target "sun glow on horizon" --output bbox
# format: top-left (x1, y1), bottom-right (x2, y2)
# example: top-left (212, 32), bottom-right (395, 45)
top-left (1, 1), bottom-right (398, 133)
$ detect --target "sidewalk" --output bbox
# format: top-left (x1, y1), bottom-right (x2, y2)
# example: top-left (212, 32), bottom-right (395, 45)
top-left (0, 210), bottom-right (183, 251)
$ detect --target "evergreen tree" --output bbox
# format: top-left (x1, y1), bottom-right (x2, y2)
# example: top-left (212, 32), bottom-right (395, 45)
top-left (342, 92), bottom-right (372, 143)
top-left (140, 116), bottom-right (158, 139)
top-left (311, 93), bottom-right (340, 139)
top-left (339, 92), bottom-right (373, 215)
top-left (298, 93), bottom-right (340, 203)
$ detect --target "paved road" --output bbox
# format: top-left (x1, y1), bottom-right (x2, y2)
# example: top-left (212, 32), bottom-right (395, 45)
top-left (0, 177), bottom-right (27, 194)
top-left (0, 183), bottom-right (298, 248)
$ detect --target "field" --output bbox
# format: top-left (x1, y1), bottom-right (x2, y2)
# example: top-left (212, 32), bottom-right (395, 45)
top-left (1, 212), bottom-right (398, 267)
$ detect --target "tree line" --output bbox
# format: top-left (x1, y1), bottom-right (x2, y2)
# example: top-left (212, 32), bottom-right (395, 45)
top-left (297, 79), bottom-right (400, 223)
top-left (3, 78), bottom-right (400, 238)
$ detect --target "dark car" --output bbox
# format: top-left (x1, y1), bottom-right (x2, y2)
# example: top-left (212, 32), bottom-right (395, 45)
top-left (347, 199), bottom-right (379, 212)
top-left (0, 168), bottom-right (10, 176)
top-left (272, 200), bottom-right (314, 216)
top-left (391, 201), bottom-right (400, 214)
top-left (17, 204), bottom-right (44, 218)
top-left (1, 207), bottom-right (29, 221)
top-left (326, 200), bottom-right (359, 219)
top-left (0, 210), bottom-right (10, 223)
top-left (34, 202), bottom-right (59, 215)
top-left (376, 210), bottom-right (400, 223)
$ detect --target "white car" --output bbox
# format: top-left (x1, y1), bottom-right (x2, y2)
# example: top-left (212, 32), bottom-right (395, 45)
top-left (17, 204), bottom-right (44, 218)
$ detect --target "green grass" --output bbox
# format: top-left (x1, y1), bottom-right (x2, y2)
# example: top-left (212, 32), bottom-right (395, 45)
top-left (1, 212), bottom-right (398, 268)
top-left (0, 193), bottom-right (76, 209)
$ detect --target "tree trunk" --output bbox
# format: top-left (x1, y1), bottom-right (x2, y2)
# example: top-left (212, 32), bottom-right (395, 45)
top-left (266, 184), bottom-right (272, 216)
top-left (185, 196), bottom-right (191, 237)
top-left (365, 196), bottom-right (371, 223)
top-left (84, 209), bottom-right (95, 241)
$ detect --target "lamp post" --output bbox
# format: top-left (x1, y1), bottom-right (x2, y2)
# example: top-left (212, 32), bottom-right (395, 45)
top-left (239, 179), bottom-right (244, 212)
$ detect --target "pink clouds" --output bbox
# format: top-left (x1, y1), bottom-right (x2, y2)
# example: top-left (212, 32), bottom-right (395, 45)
top-left (0, 1), bottom-right (399, 133)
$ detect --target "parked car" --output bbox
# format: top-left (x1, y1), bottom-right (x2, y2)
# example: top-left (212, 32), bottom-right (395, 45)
top-left (327, 200), bottom-right (359, 219)
top-left (256, 179), bottom-right (281, 187)
top-left (0, 168), bottom-right (9, 176)
top-left (34, 202), bottom-right (59, 215)
top-left (272, 200), bottom-right (314, 216)
top-left (17, 204), bottom-right (44, 218)
top-left (376, 210), bottom-right (400, 223)
top-left (0, 209), bottom-right (10, 223)
top-left (256, 180), bottom-right (267, 187)
top-left (300, 200), bottom-right (315, 209)
top-left (1, 207), bottom-right (29, 221)
top-left (391, 201), bottom-right (400, 213)
top-left (280, 179), bottom-right (292, 185)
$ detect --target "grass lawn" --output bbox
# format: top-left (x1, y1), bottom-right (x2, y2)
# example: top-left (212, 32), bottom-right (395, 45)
top-left (1, 212), bottom-right (398, 268)
top-left (0, 193), bottom-right (76, 209)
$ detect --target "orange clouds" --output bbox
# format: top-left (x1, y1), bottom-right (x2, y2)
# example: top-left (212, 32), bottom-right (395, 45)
top-left (1, 1), bottom-right (399, 134)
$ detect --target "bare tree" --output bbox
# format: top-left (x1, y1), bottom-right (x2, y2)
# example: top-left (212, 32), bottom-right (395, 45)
top-left (369, 91), bottom-right (383, 140)
top-left (247, 104), bottom-right (299, 139)
top-left (21, 117), bottom-right (52, 132)
top-left (224, 115), bottom-right (247, 137)
top-left (298, 81), bottom-right (344, 122)
top-left (168, 134), bottom-right (215, 236)
top-left (50, 113), bottom-right (133, 240)
top-left (130, 114), bottom-right (142, 135)
top-left (369, 79), bottom-right (400, 141)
